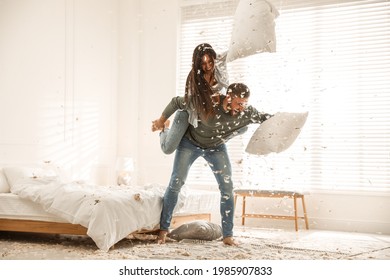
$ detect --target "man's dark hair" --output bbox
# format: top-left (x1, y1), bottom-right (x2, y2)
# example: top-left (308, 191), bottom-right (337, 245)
top-left (227, 83), bottom-right (251, 98)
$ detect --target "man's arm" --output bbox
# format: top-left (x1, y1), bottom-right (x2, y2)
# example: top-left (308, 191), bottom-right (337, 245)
top-left (246, 105), bottom-right (273, 123)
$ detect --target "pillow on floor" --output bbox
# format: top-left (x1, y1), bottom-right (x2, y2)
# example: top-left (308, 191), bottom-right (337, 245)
top-left (227, 0), bottom-right (279, 62)
top-left (168, 220), bottom-right (222, 241)
top-left (0, 169), bottom-right (10, 193)
top-left (245, 112), bottom-right (309, 155)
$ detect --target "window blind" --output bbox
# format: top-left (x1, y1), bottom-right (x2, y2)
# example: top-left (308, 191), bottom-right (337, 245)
top-left (179, 0), bottom-right (390, 192)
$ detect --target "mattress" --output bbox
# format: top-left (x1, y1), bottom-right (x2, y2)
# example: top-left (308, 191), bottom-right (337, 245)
top-left (174, 189), bottom-right (220, 215)
top-left (0, 193), bottom-right (67, 223)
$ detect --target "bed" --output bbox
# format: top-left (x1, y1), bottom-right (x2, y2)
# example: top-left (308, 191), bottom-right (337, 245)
top-left (0, 166), bottom-right (219, 251)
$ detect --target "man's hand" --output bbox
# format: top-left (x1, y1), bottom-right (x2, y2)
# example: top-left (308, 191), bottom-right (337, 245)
top-left (151, 116), bottom-right (167, 132)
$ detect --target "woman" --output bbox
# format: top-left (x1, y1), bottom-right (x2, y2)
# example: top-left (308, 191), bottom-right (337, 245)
top-left (152, 43), bottom-right (230, 152)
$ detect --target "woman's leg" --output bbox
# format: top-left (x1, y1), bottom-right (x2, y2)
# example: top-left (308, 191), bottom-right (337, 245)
top-left (203, 144), bottom-right (235, 240)
top-left (159, 110), bottom-right (189, 154)
top-left (160, 137), bottom-right (200, 232)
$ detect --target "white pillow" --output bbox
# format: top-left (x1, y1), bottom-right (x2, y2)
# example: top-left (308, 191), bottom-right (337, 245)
top-left (2, 166), bottom-right (55, 189)
top-left (227, 0), bottom-right (279, 62)
top-left (245, 112), bottom-right (308, 155)
top-left (0, 169), bottom-right (10, 193)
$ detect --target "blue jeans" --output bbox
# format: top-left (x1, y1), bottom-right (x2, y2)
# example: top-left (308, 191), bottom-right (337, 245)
top-left (160, 137), bottom-right (235, 238)
top-left (160, 111), bottom-right (189, 154)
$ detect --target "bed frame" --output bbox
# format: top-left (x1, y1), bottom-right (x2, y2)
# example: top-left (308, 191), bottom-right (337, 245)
top-left (0, 213), bottom-right (211, 236)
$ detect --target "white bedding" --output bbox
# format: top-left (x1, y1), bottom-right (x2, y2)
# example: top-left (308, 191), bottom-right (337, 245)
top-left (173, 188), bottom-right (220, 215)
top-left (7, 177), bottom-right (188, 251)
top-left (0, 173), bottom-right (220, 251)
top-left (0, 193), bottom-right (67, 222)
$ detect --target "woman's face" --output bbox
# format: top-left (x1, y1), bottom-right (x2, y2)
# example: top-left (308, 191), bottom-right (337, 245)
top-left (201, 54), bottom-right (215, 75)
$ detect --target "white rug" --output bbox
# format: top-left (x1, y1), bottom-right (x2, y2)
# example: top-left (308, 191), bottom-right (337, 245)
top-left (1, 227), bottom-right (389, 260)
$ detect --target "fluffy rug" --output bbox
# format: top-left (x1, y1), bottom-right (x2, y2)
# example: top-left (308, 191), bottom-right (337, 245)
top-left (1, 228), bottom-right (389, 260)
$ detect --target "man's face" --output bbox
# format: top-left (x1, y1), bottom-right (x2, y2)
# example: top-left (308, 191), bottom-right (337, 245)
top-left (229, 96), bottom-right (248, 116)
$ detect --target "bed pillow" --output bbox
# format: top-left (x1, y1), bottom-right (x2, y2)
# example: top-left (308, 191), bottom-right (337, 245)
top-left (227, 0), bottom-right (279, 62)
top-left (2, 166), bottom-right (57, 189)
top-left (245, 112), bottom-right (309, 155)
top-left (168, 220), bottom-right (222, 241)
top-left (0, 169), bottom-right (10, 193)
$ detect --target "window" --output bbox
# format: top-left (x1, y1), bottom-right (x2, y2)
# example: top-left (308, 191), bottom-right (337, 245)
top-left (179, 0), bottom-right (390, 193)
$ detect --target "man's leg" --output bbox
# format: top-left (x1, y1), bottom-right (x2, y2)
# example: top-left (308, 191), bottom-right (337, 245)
top-left (204, 144), bottom-right (237, 245)
top-left (159, 137), bottom-right (199, 243)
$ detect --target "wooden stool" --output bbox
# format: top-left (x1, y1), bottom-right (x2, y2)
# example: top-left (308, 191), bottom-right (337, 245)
top-left (234, 189), bottom-right (309, 231)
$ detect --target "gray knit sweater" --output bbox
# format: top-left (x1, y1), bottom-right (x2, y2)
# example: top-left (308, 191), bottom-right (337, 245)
top-left (162, 95), bottom-right (272, 149)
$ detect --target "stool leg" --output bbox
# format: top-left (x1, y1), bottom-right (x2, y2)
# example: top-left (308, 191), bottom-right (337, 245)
top-left (234, 195), bottom-right (237, 222)
top-left (293, 196), bottom-right (298, 231)
top-left (301, 196), bottom-right (309, 230)
top-left (242, 196), bottom-right (246, 226)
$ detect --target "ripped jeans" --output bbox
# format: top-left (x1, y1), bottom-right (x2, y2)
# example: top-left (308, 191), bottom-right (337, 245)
top-left (159, 137), bottom-right (235, 238)
top-left (159, 111), bottom-right (189, 155)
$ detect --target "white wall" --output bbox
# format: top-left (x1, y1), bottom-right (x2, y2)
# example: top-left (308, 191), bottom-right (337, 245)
top-left (234, 191), bottom-right (390, 235)
top-left (0, 0), bottom-right (389, 235)
top-left (0, 0), bottom-right (118, 183)
top-left (116, 0), bottom-right (179, 186)
top-left (133, 0), bottom-right (180, 185)
top-left (117, 0), bottom-right (142, 184)
top-left (0, 0), bottom-right (177, 183)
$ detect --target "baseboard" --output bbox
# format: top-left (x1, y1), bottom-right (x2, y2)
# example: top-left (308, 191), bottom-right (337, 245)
top-left (237, 216), bottom-right (390, 235)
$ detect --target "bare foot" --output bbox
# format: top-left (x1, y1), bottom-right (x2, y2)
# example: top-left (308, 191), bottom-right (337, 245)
top-left (157, 230), bottom-right (168, 244)
top-left (223, 237), bottom-right (239, 246)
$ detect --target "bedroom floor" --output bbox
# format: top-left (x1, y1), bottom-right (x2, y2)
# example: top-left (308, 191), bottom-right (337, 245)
top-left (1, 226), bottom-right (389, 260)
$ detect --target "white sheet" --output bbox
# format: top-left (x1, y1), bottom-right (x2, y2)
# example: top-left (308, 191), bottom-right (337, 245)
top-left (174, 189), bottom-right (220, 215)
top-left (6, 177), bottom-right (220, 251)
top-left (0, 193), bottom-right (66, 222)
top-left (9, 177), bottom-right (179, 251)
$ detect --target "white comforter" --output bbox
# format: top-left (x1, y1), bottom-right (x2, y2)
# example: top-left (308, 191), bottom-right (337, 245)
top-left (10, 177), bottom-right (186, 251)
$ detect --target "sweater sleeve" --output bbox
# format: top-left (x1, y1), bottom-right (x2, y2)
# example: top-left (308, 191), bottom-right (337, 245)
top-left (161, 96), bottom-right (188, 119)
top-left (246, 105), bottom-right (273, 123)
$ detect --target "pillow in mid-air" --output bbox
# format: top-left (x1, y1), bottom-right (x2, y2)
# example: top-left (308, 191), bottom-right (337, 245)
top-left (227, 0), bottom-right (279, 62)
top-left (245, 112), bottom-right (309, 155)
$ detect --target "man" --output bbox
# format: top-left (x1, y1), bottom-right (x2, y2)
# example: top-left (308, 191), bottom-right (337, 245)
top-left (152, 83), bottom-right (272, 245)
